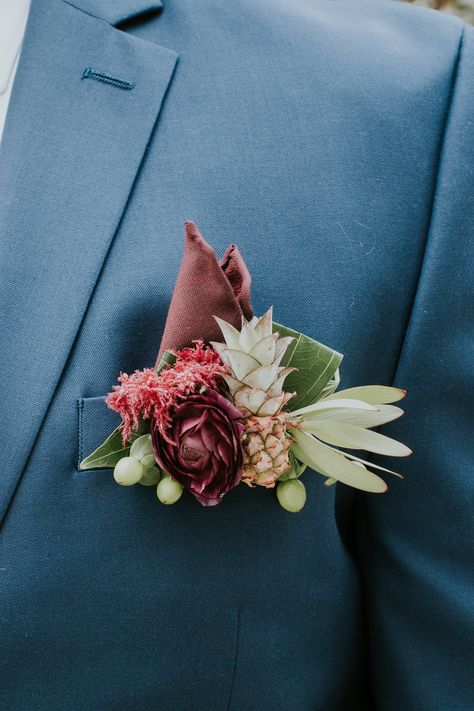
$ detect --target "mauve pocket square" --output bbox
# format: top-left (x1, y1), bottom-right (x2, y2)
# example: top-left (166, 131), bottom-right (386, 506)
top-left (156, 221), bottom-right (253, 364)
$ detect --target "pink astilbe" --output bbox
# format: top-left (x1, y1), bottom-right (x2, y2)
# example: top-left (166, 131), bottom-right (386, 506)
top-left (106, 341), bottom-right (229, 446)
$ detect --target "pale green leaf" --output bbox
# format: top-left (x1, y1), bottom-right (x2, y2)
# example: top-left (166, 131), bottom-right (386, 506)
top-left (325, 385), bottom-right (406, 405)
top-left (290, 428), bottom-right (387, 493)
top-left (301, 404), bottom-right (404, 428)
top-left (343, 451), bottom-right (404, 479)
top-left (300, 420), bottom-right (411, 457)
top-left (290, 398), bottom-right (377, 418)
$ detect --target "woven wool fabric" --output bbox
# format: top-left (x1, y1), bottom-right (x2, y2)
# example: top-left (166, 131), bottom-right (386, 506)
top-left (0, 0), bottom-right (473, 709)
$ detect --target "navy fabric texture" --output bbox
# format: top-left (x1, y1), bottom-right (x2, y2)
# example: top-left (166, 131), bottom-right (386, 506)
top-left (0, 0), bottom-right (472, 709)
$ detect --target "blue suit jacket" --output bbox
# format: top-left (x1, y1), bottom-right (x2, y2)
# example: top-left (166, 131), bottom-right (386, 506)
top-left (0, 0), bottom-right (473, 708)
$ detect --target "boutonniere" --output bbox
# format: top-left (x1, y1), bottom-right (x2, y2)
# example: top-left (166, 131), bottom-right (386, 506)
top-left (80, 221), bottom-right (411, 511)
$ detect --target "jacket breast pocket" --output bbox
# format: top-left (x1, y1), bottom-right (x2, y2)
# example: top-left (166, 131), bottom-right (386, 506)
top-left (77, 396), bottom-right (121, 470)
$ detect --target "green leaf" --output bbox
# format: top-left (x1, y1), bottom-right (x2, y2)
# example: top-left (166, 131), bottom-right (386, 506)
top-left (273, 322), bottom-right (343, 411)
top-left (156, 349), bottom-right (177, 374)
top-left (325, 385), bottom-right (406, 404)
top-left (317, 368), bottom-right (340, 400)
top-left (299, 420), bottom-right (412, 457)
top-left (290, 398), bottom-right (377, 418)
top-left (290, 427), bottom-right (387, 493)
top-left (79, 421), bottom-right (149, 471)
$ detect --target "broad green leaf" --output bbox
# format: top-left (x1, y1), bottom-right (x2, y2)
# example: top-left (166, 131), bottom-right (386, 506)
top-left (325, 385), bottom-right (406, 404)
top-left (290, 427), bottom-right (387, 493)
top-left (299, 420), bottom-right (412, 457)
top-left (156, 349), bottom-right (177, 374)
top-left (317, 368), bottom-right (340, 400)
top-left (79, 422), bottom-right (148, 471)
top-left (273, 322), bottom-right (343, 410)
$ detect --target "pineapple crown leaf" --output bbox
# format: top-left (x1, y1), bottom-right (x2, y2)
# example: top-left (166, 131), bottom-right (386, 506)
top-left (210, 308), bottom-right (299, 417)
top-left (214, 309), bottom-right (294, 360)
top-left (212, 316), bottom-right (240, 349)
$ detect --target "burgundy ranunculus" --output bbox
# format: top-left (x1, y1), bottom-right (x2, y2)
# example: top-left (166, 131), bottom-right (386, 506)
top-left (151, 389), bottom-right (245, 506)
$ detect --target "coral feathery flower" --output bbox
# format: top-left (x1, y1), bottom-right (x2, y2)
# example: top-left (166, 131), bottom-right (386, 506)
top-left (106, 341), bottom-right (229, 445)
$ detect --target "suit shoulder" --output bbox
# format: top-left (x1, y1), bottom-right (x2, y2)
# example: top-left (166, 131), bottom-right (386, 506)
top-left (227, 0), bottom-right (465, 77)
top-left (257, 0), bottom-right (465, 40)
top-left (237, 0), bottom-right (466, 95)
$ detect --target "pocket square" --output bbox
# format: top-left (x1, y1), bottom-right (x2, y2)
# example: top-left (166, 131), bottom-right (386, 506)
top-left (156, 220), bottom-right (253, 363)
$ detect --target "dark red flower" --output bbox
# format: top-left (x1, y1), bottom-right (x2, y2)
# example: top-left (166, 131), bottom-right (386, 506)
top-left (151, 389), bottom-right (245, 506)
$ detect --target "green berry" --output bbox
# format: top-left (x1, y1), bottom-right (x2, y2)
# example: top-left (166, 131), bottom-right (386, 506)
top-left (276, 479), bottom-right (307, 512)
top-left (130, 434), bottom-right (153, 462)
top-left (157, 476), bottom-right (184, 505)
top-left (113, 456), bottom-right (143, 486)
top-left (139, 465), bottom-right (163, 487)
top-left (141, 454), bottom-right (156, 470)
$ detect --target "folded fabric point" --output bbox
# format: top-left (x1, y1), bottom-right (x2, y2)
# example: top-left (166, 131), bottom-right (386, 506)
top-left (156, 221), bottom-right (253, 363)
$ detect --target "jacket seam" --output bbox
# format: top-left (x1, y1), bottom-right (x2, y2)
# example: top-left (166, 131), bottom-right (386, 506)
top-left (77, 398), bottom-right (84, 469)
top-left (226, 607), bottom-right (241, 711)
top-left (389, 22), bottom-right (466, 387)
top-left (62, 0), bottom-right (162, 28)
top-left (62, 0), bottom-right (110, 26)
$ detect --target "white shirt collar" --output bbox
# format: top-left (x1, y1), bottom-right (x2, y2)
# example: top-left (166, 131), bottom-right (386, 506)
top-left (0, 0), bottom-right (31, 94)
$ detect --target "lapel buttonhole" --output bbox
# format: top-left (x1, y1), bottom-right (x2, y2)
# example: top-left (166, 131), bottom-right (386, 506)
top-left (82, 67), bottom-right (136, 91)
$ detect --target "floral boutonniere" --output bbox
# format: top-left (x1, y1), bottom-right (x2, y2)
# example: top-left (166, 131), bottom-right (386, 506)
top-left (80, 221), bottom-right (411, 511)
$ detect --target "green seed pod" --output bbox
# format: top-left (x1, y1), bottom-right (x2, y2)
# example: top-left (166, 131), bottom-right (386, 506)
top-left (139, 465), bottom-right (163, 487)
top-left (130, 434), bottom-right (153, 462)
top-left (157, 476), bottom-right (184, 505)
top-left (113, 456), bottom-right (143, 486)
top-left (276, 478), bottom-right (307, 512)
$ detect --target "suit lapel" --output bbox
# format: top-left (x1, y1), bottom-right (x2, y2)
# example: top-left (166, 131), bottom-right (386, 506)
top-left (64, 0), bottom-right (164, 26)
top-left (0, 0), bottom-right (178, 524)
